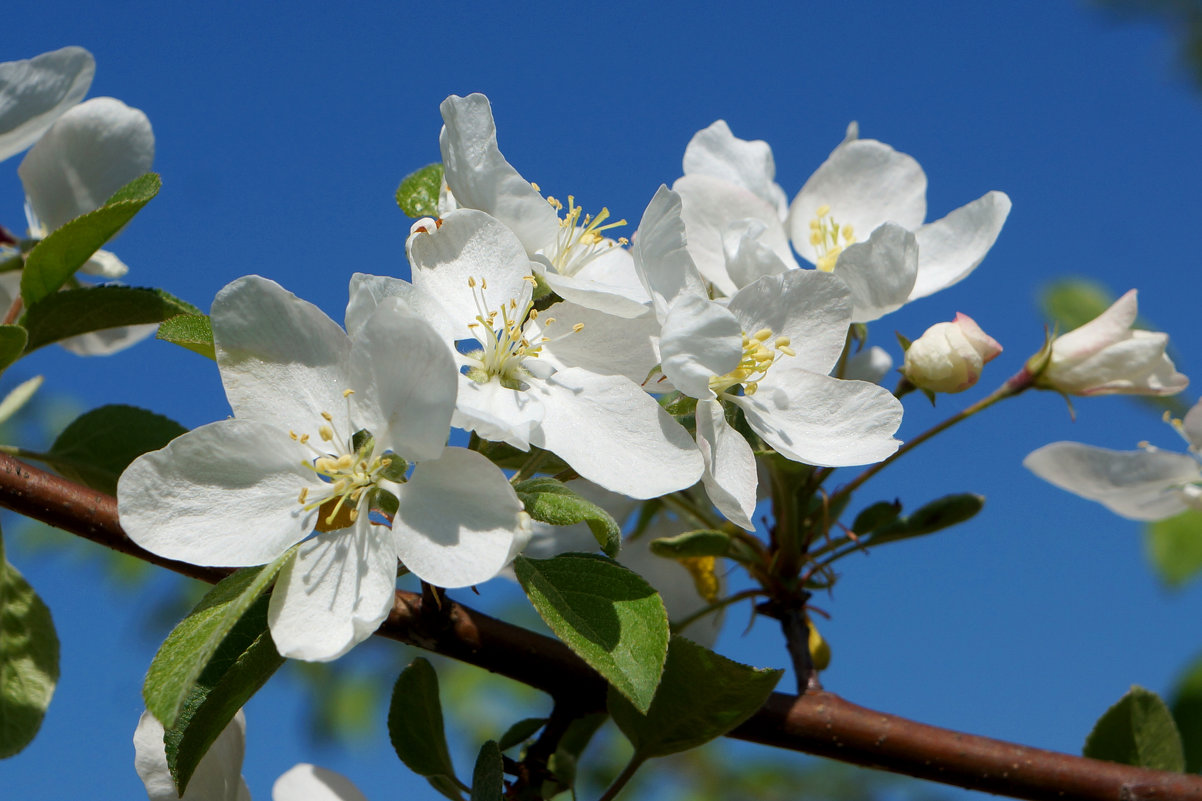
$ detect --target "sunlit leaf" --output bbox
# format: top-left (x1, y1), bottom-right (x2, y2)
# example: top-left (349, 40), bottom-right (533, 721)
top-left (1083, 685), bottom-right (1185, 772)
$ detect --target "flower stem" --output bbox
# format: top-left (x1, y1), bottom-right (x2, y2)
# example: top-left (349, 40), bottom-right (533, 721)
top-left (596, 754), bottom-right (647, 801)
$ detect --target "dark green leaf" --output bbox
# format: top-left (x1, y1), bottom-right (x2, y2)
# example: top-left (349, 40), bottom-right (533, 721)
top-left (396, 163), bottom-right (444, 218)
top-left (470, 740), bottom-right (504, 801)
top-left (851, 500), bottom-right (902, 535)
top-left (648, 530), bottom-right (732, 558)
top-left (1083, 685), bottom-right (1185, 772)
top-left (144, 552), bottom-right (291, 729)
top-left (514, 477), bottom-right (621, 558)
top-left (608, 636), bottom-right (782, 759)
top-left (388, 657), bottom-right (461, 797)
top-left (156, 313), bottom-right (215, 360)
top-left (1170, 651), bottom-right (1202, 773)
top-left (46, 404), bottom-right (187, 496)
top-left (0, 527), bottom-right (59, 758)
top-left (514, 554), bottom-right (669, 713)
top-left (497, 717), bottom-right (547, 751)
top-left (21, 173), bottom-right (161, 306)
top-left (0, 326), bottom-right (28, 372)
top-left (868, 494), bottom-right (984, 546)
top-left (164, 593), bottom-right (285, 793)
top-left (21, 286), bottom-right (199, 352)
top-left (1146, 509), bottom-right (1202, 589)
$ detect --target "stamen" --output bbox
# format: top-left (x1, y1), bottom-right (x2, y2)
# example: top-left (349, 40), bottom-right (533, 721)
top-left (810, 205), bottom-right (856, 272)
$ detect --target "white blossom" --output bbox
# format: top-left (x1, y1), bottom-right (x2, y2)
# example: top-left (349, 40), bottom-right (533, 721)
top-left (902, 313), bottom-right (1002, 393)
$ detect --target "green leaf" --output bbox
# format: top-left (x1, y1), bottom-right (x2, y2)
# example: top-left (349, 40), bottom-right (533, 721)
top-left (868, 493), bottom-right (984, 546)
top-left (1146, 509), bottom-right (1202, 589)
top-left (0, 326), bottom-right (28, 372)
top-left (20, 286), bottom-right (199, 352)
top-left (513, 554), bottom-right (669, 713)
top-left (21, 173), bottom-right (161, 306)
top-left (0, 527), bottom-right (59, 758)
top-left (1170, 652), bottom-right (1202, 772)
top-left (470, 740), bottom-right (504, 801)
top-left (648, 530), bottom-right (732, 558)
top-left (164, 593), bottom-right (284, 793)
top-left (608, 636), bottom-right (782, 759)
top-left (514, 477), bottom-right (621, 558)
top-left (388, 657), bottom-right (462, 799)
top-left (144, 551), bottom-right (291, 728)
top-left (46, 404), bottom-right (187, 496)
top-left (497, 717), bottom-right (547, 751)
top-left (396, 163), bottom-right (444, 218)
top-left (1083, 685), bottom-right (1185, 772)
top-left (156, 313), bottom-right (215, 360)
top-left (1039, 278), bottom-right (1114, 333)
top-left (851, 500), bottom-right (902, 535)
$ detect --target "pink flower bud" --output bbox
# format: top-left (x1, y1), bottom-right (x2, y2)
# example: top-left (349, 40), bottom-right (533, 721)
top-left (902, 313), bottom-right (1002, 393)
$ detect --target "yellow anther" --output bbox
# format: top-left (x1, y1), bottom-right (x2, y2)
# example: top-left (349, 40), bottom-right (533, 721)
top-left (816, 204), bottom-right (831, 217)
top-left (298, 488), bottom-right (308, 504)
top-left (572, 323), bottom-right (584, 333)
top-left (342, 388), bottom-right (354, 398)
top-left (531, 182), bottom-right (540, 192)
top-left (321, 411), bottom-right (333, 422)
top-left (753, 328), bottom-right (773, 342)
top-left (774, 336), bottom-right (791, 349)
top-left (522, 274), bottom-right (538, 285)
top-left (319, 425), bottom-right (334, 442)
top-left (468, 276), bottom-right (477, 288)
top-left (778, 345), bottom-right (796, 358)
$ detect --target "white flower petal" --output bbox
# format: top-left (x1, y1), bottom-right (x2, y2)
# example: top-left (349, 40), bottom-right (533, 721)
top-left (19, 97), bottom-right (154, 231)
top-left (737, 370), bottom-right (903, 467)
top-left (57, 322), bottom-right (157, 356)
top-left (345, 272), bottom-right (428, 336)
top-left (722, 219), bottom-right (790, 291)
top-left (532, 299), bottom-right (661, 385)
top-left (843, 346), bottom-right (893, 384)
top-left (395, 447), bottom-right (527, 587)
top-left (911, 191), bottom-right (1011, 300)
top-left (439, 93), bottom-right (559, 254)
top-left (454, 377), bottom-right (544, 449)
top-left (789, 138), bottom-right (926, 265)
top-left (538, 246), bottom-right (651, 319)
top-left (1050, 289), bottom-right (1139, 363)
top-left (660, 294), bottom-right (742, 399)
top-left (273, 764), bottom-right (369, 801)
top-left (79, 247), bottom-right (129, 278)
top-left (0, 47), bottom-right (94, 162)
top-left (134, 709), bottom-right (249, 801)
top-left (117, 419), bottom-right (317, 566)
top-left (1024, 442), bottom-right (1202, 521)
top-left (531, 368), bottom-right (703, 498)
top-left (682, 120), bottom-right (788, 218)
top-left (831, 223), bottom-right (919, 323)
top-left (632, 186), bottom-right (708, 320)
top-left (696, 399), bottom-right (757, 531)
top-left (213, 276), bottom-right (352, 432)
top-left (1184, 400), bottom-right (1202, 451)
top-left (268, 520), bottom-right (398, 661)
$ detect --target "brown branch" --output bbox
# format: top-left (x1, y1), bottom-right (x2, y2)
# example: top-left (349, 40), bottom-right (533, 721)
top-left (4, 451), bottom-right (1202, 801)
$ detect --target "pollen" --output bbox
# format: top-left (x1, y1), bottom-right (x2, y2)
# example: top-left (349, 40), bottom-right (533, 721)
top-left (809, 205), bottom-right (856, 273)
top-left (549, 195), bottom-right (627, 278)
top-left (709, 329), bottom-right (794, 396)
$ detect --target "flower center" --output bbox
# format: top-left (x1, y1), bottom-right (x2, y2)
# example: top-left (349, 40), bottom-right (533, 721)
top-left (546, 195), bottom-right (628, 277)
top-left (708, 328), bottom-right (795, 396)
top-left (808, 204), bottom-right (855, 273)
top-left (462, 276), bottom-right (583, 389)
top-left (292, 390), bottom-right (394, 533)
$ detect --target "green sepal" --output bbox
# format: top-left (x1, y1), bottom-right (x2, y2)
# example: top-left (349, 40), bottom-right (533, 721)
top-left (1083, 685), bottom-right (1185, 772)
top-left (45, 404), bottom-right (186, 496)
top-left (649, 529), bottom-right (732, 558)
top-left (156, 313), bottom-right (215, 360)
top-left (21, 173), bottom-right (161, 306)
top-left (20, 285), bottom-right (200, 352)
top-left (0, 526), bottom-right (59, 758)
top-left (377, 457), bottom-right (410, 483)
top-left (388, 658), bottom-right (463, 800)
top-left (144, 551), bottom-right (293, 729)
top-left (371, 487), bottom-right (400, 521)
top-left (514, 554), bottom-right (669, 713)
top-left (894, 330), bottom-right (912, 351)
top-left (1145, 509), bottom-right (1202, 589)
top-left (497, 717), bottom-right (547, 751)
top-left (851, 500), bottom-right (902, 535)
top-left (164, 593), bottom-right (285, 794)
top-left (396, 163), bottom-right (444, 218)
top-left (660, 392), bottom-right (697, 417)
top-left (513, 477), bottom-right (621, 558)
top-left (867, 493), bottom-right (984, 545)
top-left (0, 325), bottom-right (28, 372)
top-left (608, 635), bottom-right (782, 759)
top-left (470, 740), bottom-right (504, 801)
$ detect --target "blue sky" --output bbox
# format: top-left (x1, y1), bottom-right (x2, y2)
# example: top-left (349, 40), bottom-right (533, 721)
top-left (5, 2), bottom-right (1202, 799)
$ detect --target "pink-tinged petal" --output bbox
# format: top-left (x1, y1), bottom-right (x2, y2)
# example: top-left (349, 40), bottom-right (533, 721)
top-left (348, 299), bottom-right (455, 462)
top-left (831, 223), bottom-right (919, 323)
top-left (212, 276), bottom-right (352, 433)
top-left (395, 447), bottom-right (527, 588)
top-left (682, 120), bottom-right (788, 218)
top-left (533, 299), bottom-right (661, 385)
top-left (789, 138), bottom-right (926, 264)
top-left (19, 97), bottom-right (153, 231)
top-left (1050, 289), bottom-right (1139, 363)
top-left (439, 93), bottom-right (559, 254)
top-left (117, 419), bottom-right (317, 567)
top-left (911, 191), bottom-right (1011, 300)
top-left (1024, 442), bottom-right (1201, 521)
top-left (268, 520), bottom-right (398, 661)
top-left (0, 47), bottom-right (94, 162)
top-left (737, 370), bottom-right (903, 467)
top-left (696, 399), bottom-right (757, 531)
top-left (661, 295), bottom-right (742, 399)
top-left (726, 269), bottom-right (852, 375)
top-left (532, 368), bottom-right (703, 498)
top-left (273, 764), bottom-right (368, 801)
top-left (673, 172), bottom-right (794, 296)
top-left (632, 186), bottom-right (708, 320)
top-left (134, 709), bottom-right (249, 801)
top-left (1053, 331), bottom-right (1187, 396)
top-left (454, 377), bottom-right (544, 450)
